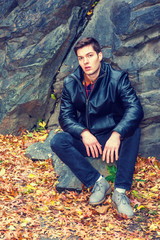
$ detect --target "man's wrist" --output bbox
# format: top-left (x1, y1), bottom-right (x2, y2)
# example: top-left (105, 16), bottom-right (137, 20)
top-left (80, 129), bottom-right (89, 137)
top-left (111, 131), bottom-right (121, 139)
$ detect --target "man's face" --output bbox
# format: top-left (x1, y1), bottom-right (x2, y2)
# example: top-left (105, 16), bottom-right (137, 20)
top-left (77, 45), bottom-right (103, 77)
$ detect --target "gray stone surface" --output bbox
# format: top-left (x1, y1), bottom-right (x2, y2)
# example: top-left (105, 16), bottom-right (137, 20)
top-left (25, 129), bottom-right (55, 160)
top-left (0, 0), bottom-right (94, 134)
top-left (53, 154), bottom-right (111, 192)
top-left (0, 0), bottom-right (160, 160)
top-left (26, 130), bottom-right (112, 192)
top-left (51, 0), bottom-right (160, 160)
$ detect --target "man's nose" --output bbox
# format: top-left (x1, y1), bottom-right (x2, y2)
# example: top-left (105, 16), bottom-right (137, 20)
top-left (83, 57), bottom-right (89, 64)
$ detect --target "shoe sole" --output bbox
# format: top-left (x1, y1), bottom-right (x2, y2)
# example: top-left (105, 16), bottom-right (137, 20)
top-left (89, 186), bottom-right (112, 206)
top-left (111, 200), bottom-right (134, 219)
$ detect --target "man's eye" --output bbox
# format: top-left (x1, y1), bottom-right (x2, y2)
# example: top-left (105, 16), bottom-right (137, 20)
top-left (88, 54), bottom-right (93, 57)
top-left (78, 57), bottom-right (83, 60)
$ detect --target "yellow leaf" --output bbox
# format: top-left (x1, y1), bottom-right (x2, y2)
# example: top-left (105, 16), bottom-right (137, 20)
top-left (28, 173), bottom-right (36, 178)
top-left (0, 168), bottom-right (5, 176)
top-left (148, 192), bottom-right (158, 198)
top-left (8, 196), bottom-right (15, 200)
top-left (54, 127), bottom-right (62, 133)
top-left (87, 10), bottom-right (93, 15)
top-left (51, 201), bottom-right (55, 205)
top-left (39, 121), bottom-right (46, 128)
top-left (151, 185), bottom-right (159, 192)
top-left (78, 210), bottom-right (82, 215)
top-left (132, 190), bottom-right (141, 198)
top-left (36, 190), bottom-right (42, 195)
top-left (132, 239), bottom-right (143, 240)
top-left (150, 172), bottom-right (156, 176)
top-left (27, 184), bottom-right (36, 190)
top-left (37, 206), bottom-right (49, 211)
top-left (40, 162), bottom-right (46, 165)
top-left (149, 223), bottom-right (158, 231)
top-left (35, 133), bottom-right (48, 142)
top-left (137, 205), bottom-right (145, 210)
top-left (108, 223), bottom-right (114, 229)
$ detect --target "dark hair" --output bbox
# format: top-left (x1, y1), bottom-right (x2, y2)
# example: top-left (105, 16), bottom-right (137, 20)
top-left (74, 37), bottom-right (101, 55)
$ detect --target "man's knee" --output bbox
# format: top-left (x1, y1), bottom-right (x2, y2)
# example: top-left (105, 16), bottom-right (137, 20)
top-left (50, 132), bottom-right (72, 152)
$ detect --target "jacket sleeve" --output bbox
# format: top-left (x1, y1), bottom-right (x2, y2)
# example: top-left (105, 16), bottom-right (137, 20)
top-left (58, 80), bottom-right (86, 138)
top-left (113, 73), bottom-right (144, 138)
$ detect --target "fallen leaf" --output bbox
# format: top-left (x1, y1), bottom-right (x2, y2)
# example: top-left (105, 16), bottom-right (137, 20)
top-left (0, 168), bottom-right (5, 176)
top-left (28, 173), bottom-right (36, 178)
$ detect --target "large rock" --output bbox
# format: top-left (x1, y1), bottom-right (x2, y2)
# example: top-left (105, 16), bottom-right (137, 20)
top-left (0, 0), bottom-right (160, 160)
top-left (25, 130), bottom-right (112, 192)
top-left (50, 0), bottom-right (160, 160)
top-left (52, 154), bottom-right (112, 192)
top-left (0, 0), bottom-right (94, 134)
top-left (25, 129), bottom-right (55, 160)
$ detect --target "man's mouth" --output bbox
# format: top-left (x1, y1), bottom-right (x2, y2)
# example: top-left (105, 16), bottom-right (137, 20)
top-left (85, 66), bottom-right (91, 71)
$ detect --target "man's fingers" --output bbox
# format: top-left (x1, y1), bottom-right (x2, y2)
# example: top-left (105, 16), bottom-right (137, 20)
top-left (86, 145), bottom-right (90, 157)
top-left (111, 149), bottom-right (114, 163)
top-left (88, 144), bottom-right (101, 158)
top-left (102, 145), bottom-right (120, 163)
top-left (94, 145), bottom-right (101, 157)
top-left (115, 149), bottom-right (119, 161)
top-left (97, 144), bottom-right (102, 155)
top-left (102, 147), bottom-right (106, 161)
top-left (89, 146), bottom-right (95, 158)
top-left (91, 145), bottom-right (99, 158)
top-left (106, 149), bottom-right (110, 164)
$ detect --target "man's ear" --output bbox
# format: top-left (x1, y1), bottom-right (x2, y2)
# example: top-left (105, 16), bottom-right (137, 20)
top-left (98, 52), bottom-right (103, 61)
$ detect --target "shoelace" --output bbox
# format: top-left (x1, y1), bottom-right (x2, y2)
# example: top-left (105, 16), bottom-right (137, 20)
top-left (118, 193), bottom-right (130, 205)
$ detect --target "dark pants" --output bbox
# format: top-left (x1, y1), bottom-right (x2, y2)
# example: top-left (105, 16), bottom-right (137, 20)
top-left (50, 128), bottom-right (140, 190)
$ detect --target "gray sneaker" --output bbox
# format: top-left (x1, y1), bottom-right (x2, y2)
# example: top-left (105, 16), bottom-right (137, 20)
top-left (89, 176), bottom-right (112, 205)
top-left (112, 189), bottom-right (134, 218)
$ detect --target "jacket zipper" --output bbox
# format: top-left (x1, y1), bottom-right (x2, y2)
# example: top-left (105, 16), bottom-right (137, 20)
top-left (70, 73), bottom-right (106, 130)
top-left (85, 73), bottom-right (106, 129)
top-left (85, 98), bottom-right (89, 129)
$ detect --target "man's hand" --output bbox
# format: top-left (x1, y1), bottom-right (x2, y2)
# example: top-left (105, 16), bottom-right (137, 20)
top-left (81, 129), bottom-right (102, 158)
top-left (102, 131), bottom-right (121, 164)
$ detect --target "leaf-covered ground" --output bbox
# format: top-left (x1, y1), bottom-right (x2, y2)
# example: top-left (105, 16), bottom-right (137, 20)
top-left (0, 130), bottom-right (160, 240)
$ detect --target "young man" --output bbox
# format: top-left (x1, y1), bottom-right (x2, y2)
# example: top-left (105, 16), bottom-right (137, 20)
top-left (51, 37), bottom-right (144, 218)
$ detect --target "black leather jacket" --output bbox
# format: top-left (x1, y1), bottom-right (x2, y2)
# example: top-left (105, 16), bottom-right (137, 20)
top-left (59, 61), bottom-right (144, 139)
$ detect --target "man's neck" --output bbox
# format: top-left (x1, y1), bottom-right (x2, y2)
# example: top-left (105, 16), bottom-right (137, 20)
top-left (84, 74), bottom-right (95, 86)
top-left (84, 66), bottom-right (101, 85)
top-left (87, 75), bottom-right (97, 84)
